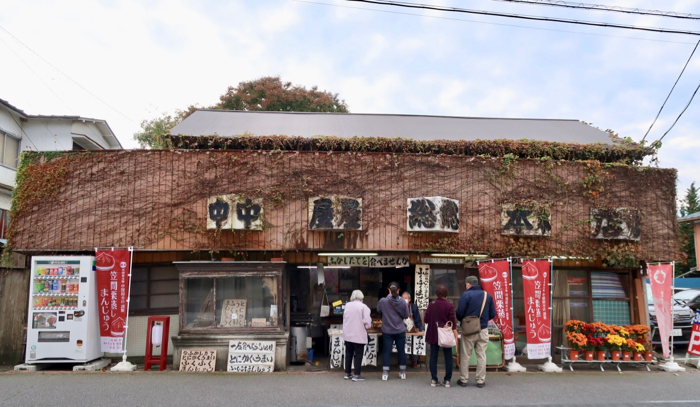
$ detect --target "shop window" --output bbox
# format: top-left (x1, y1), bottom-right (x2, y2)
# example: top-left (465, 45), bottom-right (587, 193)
top-left (0, 209), bottom-right (9, 240)
top-left (591, 272), bottom-right (630, 326)
top-left (428, 266), bottom-right (469, 308)
top-left (130, 265), bottom-right (179, 315)
top-left (182, 273), bottom-right (281, 331)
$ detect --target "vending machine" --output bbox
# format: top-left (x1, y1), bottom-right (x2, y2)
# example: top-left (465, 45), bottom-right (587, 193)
top-left (25, 256), bottom-right (102, 364)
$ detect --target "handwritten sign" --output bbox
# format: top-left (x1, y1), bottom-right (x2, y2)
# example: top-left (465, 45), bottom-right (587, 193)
top-left (362, 334), bottom-right (378, 366)
top-left (412, 335), bottom-right (426, 356)
top-left (329, 335), bottom-right (345, 368)
top-left (220, 299), bottom-right (246, 328)
top-left (227, 340), bottom-right (275, 373)
top-left (326, 256), bottom-right (409, 268)
top-left (393, 335), bottom-right (413, 354)
top-left (179, 349), bottom-right (216, 372)
top-left (414, 265), bottom-right (430, 310)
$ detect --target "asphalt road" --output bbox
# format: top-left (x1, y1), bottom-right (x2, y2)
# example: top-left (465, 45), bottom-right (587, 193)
top-left (1, 367), bottom-right (699, 407)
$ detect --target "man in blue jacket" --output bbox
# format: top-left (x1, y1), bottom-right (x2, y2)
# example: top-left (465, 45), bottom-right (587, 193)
top-left (455, 275), bottom-right (496, 388)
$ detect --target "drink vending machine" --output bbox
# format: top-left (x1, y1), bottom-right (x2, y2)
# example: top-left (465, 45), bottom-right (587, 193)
top-left (25, 256), bottom-right (102, 363)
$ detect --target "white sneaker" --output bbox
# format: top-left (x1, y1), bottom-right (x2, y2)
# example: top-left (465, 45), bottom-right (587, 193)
top-left (382, 373), bottom-right (388, 381)
top-left (343, 374), bottom-right (351, 380)
top-left (399, 372), bottom-right (406, 380)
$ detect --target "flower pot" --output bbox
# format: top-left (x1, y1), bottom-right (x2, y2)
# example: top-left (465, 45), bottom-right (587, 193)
top-left (584, 350), bottom-right (594, 361)
top-left (610, 351), bottom-right (621, 361)
top-left (643, 351), bottom-right (653, 361)
top-left (596, 350), bottom-right (606, 361)
top-left (633, 352), bottom-right (643, 361)
top-left (568, 350), bottom-right (580, 360)
top-left (622, 351), bottom-right (631, 361)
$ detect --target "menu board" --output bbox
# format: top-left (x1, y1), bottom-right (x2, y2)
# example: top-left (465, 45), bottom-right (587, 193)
top-left (227, 340), bottom-right (275, 373)
top-left (219, 299), bottom-right (247, 328)
top-left (179, 349), bottom-right (217, 372)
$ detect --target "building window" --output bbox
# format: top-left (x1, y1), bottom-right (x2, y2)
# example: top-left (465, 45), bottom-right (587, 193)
top-left (0, 130), bottom-right (20, 169)
top-left (130, 264), bottom-right (179, 315)
top-left (0, 209), bottom-right (9, 240)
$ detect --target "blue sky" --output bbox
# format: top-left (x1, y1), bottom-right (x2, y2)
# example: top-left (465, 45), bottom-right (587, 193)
top-left (1, 0), bottom-right (698, 201)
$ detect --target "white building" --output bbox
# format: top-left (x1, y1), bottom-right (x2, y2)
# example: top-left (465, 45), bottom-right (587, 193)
top-left (0, 98), bottom-right (122, 240)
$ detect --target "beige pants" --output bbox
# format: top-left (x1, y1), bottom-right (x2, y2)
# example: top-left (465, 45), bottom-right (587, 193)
top-left (459, 328), bottom-right (489, 384)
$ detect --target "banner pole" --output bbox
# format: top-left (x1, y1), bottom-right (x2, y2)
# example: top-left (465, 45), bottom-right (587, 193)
top-left (658, 261), bottom-right (685, 372)
top-left (538, 258), bottom-right (561, 372)
top-left (111, 247), bottom-right (137, 372)
top-left (505, 257), bottom-right (526, 372)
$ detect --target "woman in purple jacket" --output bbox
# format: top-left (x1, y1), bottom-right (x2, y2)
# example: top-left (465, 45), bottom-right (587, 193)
top-left (424, 284), bottom-right (458, 388)
top-left (343, 290), bottom-right (372, 381)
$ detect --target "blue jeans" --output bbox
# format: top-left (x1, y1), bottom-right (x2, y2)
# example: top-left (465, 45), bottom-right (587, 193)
top-left (429, 343), bottom-right (453, 382)
top-left (382, 332), bottom-right (406, 369)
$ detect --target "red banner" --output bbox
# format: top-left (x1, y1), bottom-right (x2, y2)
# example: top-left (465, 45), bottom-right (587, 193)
top-left (95, 250), bottom-right (131, 353)
top-left (648, 263), bottom-right (673, 358)
top-left (521, 259), bottom-right (552, 359)
top-left (688, 310), bottom-right (700, 357)
top-left (479, 260), bottom-right (515, 360)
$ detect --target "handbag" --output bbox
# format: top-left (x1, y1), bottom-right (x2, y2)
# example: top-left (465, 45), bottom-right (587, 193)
top-left (461, 292), bottom-right (487, 335)
top-left (431, 301), bottom-right (456, 348)
top-left (319, 288), bottom-right (330, 318)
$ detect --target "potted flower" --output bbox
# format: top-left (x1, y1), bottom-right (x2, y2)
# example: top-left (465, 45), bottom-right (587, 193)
top-left (605, 334), bottom-right (624, 361)
top-left (566, 332), bottom-right (587, 360)
top-left (622, 338), bottom-right (637, 361)
top-left (632, 341), bottom-right (645, 361)
top-left (565, 320), bottom-right (585, 334)
top-left (588, 336), bottom-right (606, 361)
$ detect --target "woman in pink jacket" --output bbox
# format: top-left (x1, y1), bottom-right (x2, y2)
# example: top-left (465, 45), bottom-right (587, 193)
top-left (343, 290), bottom-right (372, 381)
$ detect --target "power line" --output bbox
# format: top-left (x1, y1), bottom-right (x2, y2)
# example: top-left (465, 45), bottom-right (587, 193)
top-left (641, 39), bottom-right (700, 142)
top-left (655, 82), bottom-right (700, 144)
top-left (345, 0), bottom-right (700, 36)
top-left (0, 25), bottom-right (138, 125)
top-left (293, 0), bottom-right (695, 45)
top-left (489, 0), bottom-right (700, 20)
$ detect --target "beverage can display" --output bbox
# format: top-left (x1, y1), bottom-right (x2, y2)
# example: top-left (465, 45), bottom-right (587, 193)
top-left (58, 267), bottom-right (64, 276)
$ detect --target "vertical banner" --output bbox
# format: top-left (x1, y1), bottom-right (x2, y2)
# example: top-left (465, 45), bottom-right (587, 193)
top-left (95, 250), bottom-right (132, 353)
top-left (648, 263), bottom-right (673, 358)
top-left (414, 265), bottom-right (430, 310)
top-left (688, 310), bottom-right (700, 357)
top-left (479, 260), bottom-right (515, 360)
top-left (521, 259), bottom-right (552, 359)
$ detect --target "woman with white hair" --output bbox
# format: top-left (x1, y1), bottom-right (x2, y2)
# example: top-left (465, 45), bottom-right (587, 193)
top-left (343, 289), bottom-right (372, 381)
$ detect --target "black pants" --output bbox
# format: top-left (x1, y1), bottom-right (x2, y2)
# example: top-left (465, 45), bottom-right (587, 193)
top-left (345, 341), bottom-right (366, 376)
top-left (429, 343), bottom-right (453, 382)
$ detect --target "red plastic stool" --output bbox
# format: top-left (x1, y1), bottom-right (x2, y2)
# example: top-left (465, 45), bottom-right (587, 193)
top-left (144, 316), bottom-right (170, 371)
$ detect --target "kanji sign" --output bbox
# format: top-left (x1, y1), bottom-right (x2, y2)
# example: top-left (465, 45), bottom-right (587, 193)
top-left (521, 259), bottom-right (552, 359)
top-left (308, 196), bottom-right (363, 231)
top-left (95, 250), bottom-right (131, 353)
top-left (207, 195), bottom-right (264, 230)
top-left (687, 310), bottom-right (700, 357)
top-left (414, 264), bottom-right (430, 310)
top-left (406, 196), bottom-right (459, 233)
top-left (227, 340), bottom-right (275, 373)
top-left (590, 207), bottom-right (641, 241)
top-left (501, 203), bottom-right (551, 236)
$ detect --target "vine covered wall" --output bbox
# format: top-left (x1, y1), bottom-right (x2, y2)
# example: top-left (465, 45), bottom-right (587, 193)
top-left (9, 149), bottom-right (679, 265)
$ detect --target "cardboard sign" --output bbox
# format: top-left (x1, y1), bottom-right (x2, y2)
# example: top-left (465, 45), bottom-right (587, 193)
top-left (219, 299), bottom-right (247, 328)
top-left (227, 340), bottom-right (275, 373)
top-left (179, 349), bottom-right (216, 372)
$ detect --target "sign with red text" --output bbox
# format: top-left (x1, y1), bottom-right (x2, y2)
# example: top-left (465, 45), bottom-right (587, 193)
top-left (688, 310), bottom-right (700, 357)
top-left (479, 260), bottom-right (515, 360)
top-left (95, 250), bottom-right (131, 353)
top-left (648, 263), bottom-right (673, 358)
top-left (521, 260), bottom-right (552, 359)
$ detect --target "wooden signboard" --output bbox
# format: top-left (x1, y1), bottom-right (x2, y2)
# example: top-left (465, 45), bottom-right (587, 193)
top-left (219, 299), bottom-right (247, 328)
top-left (179, 349), bottom-right (217, 372)
top-left (227, 340), bottom-right (276, 373)
top-left (414, 265), bottom-right (430, 310)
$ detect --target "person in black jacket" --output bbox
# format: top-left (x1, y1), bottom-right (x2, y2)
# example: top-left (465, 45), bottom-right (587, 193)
top-left (455, 275), bottom-right (496, 388)
top-left (401, 292), bottom-right (424, 367)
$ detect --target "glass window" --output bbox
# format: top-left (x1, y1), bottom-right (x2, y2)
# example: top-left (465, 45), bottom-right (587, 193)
top-left (183, 275), bottom-right (281, 330)
top-left (429, 267), bottom-right (468, 299)
top-left (3, 134), bottom-right (19, 169)
top-left (129, 265), bottom-right (179, 315)
top-left (591, 271), bottom-right (628, 298)
top-left (553, 270), bottom-right (589, 297)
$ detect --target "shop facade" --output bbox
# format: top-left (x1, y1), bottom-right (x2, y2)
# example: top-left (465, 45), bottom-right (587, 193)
top-left (8, 117), bottom-right (680, 368)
